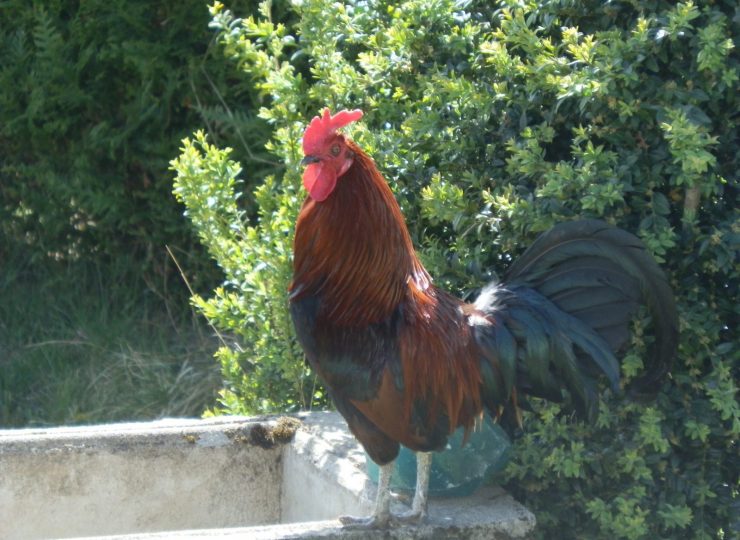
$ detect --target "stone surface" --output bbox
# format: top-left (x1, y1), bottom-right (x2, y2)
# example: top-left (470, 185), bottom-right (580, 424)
top-left (77, 486), bottom-right (534, 540)
top-left (281, 411), bottom-right (375, 522)
top-left (0, 412), bottom-right (535, 540)
top-left (0, 416), bottom-right (284, 539)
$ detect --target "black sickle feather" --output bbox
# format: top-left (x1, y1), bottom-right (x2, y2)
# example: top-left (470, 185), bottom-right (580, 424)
top-left (472, 220), bottom-right (678, 423)
top-left (505, 220), bottom-right (678, 392)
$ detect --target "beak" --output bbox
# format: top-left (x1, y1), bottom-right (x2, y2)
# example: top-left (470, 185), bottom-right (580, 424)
top-left (300, 155), bottom-right (321, 166)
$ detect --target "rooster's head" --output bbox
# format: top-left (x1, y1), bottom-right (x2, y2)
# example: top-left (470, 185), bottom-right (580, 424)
top-left (300, 108), bottom-right (363, 201)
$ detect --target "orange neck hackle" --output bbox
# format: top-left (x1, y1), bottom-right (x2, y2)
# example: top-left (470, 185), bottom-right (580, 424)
top-left (292, 141), bottom-right (434, 326)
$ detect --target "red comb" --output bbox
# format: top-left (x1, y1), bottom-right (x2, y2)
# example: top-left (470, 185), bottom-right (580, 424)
top-left (302, 108), bottom-right (363, 155)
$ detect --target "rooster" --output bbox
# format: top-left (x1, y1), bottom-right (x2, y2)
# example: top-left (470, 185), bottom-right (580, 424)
top-left (289, 108), bottom-right (677, 527)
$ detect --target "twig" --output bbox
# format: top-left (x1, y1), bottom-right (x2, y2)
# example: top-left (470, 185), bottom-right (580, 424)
top-left (24, 339), bottom-right (97, 350)
top-left (683, 186), bottom-right (701, 221)
top-left (166, 245), bottom-right (229, 349)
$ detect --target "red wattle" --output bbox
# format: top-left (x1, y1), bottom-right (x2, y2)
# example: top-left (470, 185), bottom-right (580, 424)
top-left (303, 163), bottom-right (337, 202)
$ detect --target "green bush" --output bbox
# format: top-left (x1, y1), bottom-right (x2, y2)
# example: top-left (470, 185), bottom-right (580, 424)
top-left (0, 0), bottom-right (277, 274)
top-left (172, 1), bottom-right (738, 537)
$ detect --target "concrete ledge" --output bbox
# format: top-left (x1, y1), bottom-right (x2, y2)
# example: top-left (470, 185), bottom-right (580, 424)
top-left (79, 486), bottom-right (533, 540)
top-left (0, 412), bottom-right (535, 539)
top-left (0, 416), bottom-right (287, 538)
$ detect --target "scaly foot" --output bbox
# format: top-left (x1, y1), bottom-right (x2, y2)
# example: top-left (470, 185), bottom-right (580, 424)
top-left (339, 512), bottom-right (391, 528)
top-left (394, 507), bottom-right (427, 525)
top-left (339, 452), bottom-right (432, 528)
top-left (340, 459), bottom-right (394, 529)
top-left (341, 452), bottom-right (432, 528)
top-left (339, 509), bottom-right (425, 529)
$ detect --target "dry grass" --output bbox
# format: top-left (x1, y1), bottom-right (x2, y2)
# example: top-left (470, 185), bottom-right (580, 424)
top-left (0, 252), bottom-right (221, 427)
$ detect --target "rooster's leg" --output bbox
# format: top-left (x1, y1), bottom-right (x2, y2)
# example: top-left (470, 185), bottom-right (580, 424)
top-left (396, 451), bottom-right (431, 523)
top-left (339, 459), bottom-right (393, 528)
top-left (340, 452), bottom-right (432, 528)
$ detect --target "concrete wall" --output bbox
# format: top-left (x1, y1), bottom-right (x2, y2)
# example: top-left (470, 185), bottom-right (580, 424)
top-left (0, 412), bottom-right (535, 540)
top-left (280, 412), bottom-right (373, 523)
top-left (0, 418), bottom-right (282, 539)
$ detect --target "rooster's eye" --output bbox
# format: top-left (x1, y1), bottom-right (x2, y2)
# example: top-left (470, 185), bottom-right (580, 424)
top-left (330, 144), bottom-right (341, 157)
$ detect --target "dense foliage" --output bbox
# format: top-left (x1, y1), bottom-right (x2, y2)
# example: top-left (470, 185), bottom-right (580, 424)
top-left (0, 0), bottom-right (288, 427)
top-left (172, 1), bottom-right (738, 538)
top-left (0, 0), bottom-right (278, 276)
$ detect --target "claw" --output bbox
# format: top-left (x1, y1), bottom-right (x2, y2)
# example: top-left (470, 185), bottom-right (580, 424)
top-left (339, 509), bottom-right (424, 529)
top-left (393, 507), bottom-right (426, 525)
top-left (339, 513), bottom-right (390, 529)
top-left (339, 506), bottom-right (426, 529)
